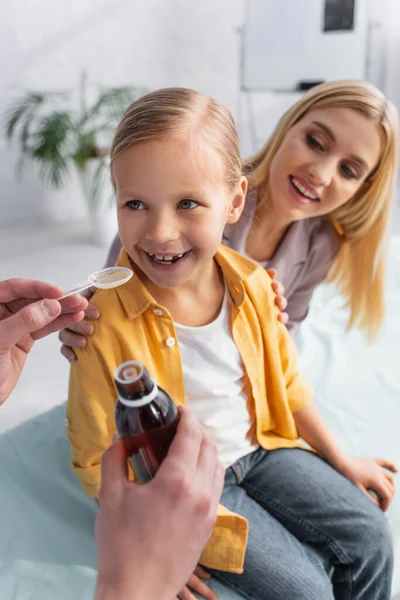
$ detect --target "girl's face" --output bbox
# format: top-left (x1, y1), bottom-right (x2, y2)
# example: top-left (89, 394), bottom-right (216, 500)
top-left (114, 136), bottom-right (246, 289)
top-left (267, 107), bottom-right (383, 221)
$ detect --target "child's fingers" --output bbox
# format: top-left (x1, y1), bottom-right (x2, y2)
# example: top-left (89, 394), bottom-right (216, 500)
top-left (59, 319), bottom-right (95, 340)
top-left (59, 328), bottom-right (88, 350)
top-left (379, 488), bottom-right (392, 512)
top-left (185, 574), bottom-right (219, 600)
top-left (85, 305), bottom-right (100, 320)
top-left (382, 477), bottom-right (395, 501)
top-left (367, 479), bottom-right (392, 512)
top-left (377, 477), bottom-right (393, 506)
top-left (359, 484), bottom-right (379, 507)
top-left (382, 470), bottom-right (396, 488)
top-left (178, 584), bottom-right (200, 600)
top-left (376, 458), bottom-right (398, 473)
top-left (178, 587), bottom-right (195, 600)
top-left (60, 344), bottom-right (77, 363)
top-left (266, 268), bottom-right (277, 280)
top-left (194, 565), bottom-right (212, 580)
top-left (80, 286), bottom-right (97, 303)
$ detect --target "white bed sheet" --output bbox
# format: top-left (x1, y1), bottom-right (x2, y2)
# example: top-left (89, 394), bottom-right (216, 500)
top-left (297, 236), bottom-right (400, 594)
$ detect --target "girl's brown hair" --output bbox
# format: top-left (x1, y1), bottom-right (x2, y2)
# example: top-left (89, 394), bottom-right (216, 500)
top-left (111, 87), bottom-right (242, 190)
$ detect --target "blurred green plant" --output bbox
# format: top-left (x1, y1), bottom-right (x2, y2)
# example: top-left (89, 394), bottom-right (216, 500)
top-left (4, 72), bottom-right (145, 203)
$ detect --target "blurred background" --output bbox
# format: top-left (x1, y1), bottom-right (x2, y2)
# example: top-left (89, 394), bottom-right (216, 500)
top-left (1, 0), bottom-right (399, 237)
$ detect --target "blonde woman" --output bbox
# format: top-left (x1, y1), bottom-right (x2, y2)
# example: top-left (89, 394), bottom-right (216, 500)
top-left (59, 80), bottom-right (398, 360)
top-left (235, 79), bottom-right (398, 339)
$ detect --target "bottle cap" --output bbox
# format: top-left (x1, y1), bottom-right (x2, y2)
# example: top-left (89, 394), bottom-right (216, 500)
top-left (114, 360), bottom-right (158, 407)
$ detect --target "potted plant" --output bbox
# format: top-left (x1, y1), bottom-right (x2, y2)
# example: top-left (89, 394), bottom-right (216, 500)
top-left (4, 72), bottom-right (145, 245)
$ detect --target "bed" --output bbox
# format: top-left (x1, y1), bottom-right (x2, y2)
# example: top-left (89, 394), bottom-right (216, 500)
top-left (1, 237), bottom-right (400, 599)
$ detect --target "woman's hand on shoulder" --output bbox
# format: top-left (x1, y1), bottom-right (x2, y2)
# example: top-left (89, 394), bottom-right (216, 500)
top-left (266, 268), bottom-right (289, 326)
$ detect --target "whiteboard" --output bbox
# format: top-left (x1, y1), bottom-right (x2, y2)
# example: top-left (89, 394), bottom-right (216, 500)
top-left (242, 0), bottom-right (369, 91)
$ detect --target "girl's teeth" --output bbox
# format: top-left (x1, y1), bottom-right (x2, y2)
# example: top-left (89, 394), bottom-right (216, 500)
top-left (150, 252), bottom-right (185, 262)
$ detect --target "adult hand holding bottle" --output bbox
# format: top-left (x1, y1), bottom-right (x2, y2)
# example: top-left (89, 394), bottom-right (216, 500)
top-left (95, 406), bottom-right (225, 600)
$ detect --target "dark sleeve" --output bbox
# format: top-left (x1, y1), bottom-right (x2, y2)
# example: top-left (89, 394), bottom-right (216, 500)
top-left (286, 224), bottom-right (343, 339)
top-left (104, 234), bottom-right (123, 268)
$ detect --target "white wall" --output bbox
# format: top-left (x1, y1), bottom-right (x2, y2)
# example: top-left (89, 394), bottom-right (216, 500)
top-left (368, 0), bottom-right (400, 109)
top-left (243, 0), bottom-right (368, 91)
top-left (238, 0), bottom-right (400, 158)
top-left (0, 0), bottom-right (245, 227)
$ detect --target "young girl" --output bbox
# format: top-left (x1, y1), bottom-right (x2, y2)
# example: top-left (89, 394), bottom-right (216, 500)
top-left (67, 88), bottom-right (396, 600)
top-left (59, 80), bottom-right (398, 361)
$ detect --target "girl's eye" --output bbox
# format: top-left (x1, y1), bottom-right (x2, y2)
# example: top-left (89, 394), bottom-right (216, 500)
top-left (340, 164), bottom-right (358, 179)
top-left (126, 200), bottom-right (146, 210)
top-left (178, 199), bottom-right (199, 210)
top-left (307, 133), bottom-right (324, 151)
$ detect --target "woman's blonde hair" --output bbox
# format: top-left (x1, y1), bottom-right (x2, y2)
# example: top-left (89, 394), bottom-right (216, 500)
top-left (110, 87), bottom-right (241, 190)
top-left (243, 80), bottom-right (399, 339)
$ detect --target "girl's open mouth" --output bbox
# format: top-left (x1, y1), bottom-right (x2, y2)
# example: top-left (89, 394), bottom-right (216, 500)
top-left (145, 250), bottom-right (191, 266)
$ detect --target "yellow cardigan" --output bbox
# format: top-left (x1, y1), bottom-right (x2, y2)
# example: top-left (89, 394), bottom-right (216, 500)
top-left (67, 245), bottom-right (312, 573)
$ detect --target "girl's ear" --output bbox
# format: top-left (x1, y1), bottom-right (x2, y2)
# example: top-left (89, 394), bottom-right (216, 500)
top-left (227, 177), bottom-right (247, 225)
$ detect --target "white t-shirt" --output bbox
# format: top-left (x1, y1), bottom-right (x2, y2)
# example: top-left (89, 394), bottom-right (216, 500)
top-left (174, 291), bottom-right (259, 468)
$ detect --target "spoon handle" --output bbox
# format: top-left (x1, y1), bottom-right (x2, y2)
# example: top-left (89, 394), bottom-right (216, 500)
top-left (58, 282), bottom-right (92, 300)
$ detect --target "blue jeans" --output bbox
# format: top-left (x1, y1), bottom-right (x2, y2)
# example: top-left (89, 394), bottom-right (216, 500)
top-left (209, 448), bottom-right (393, 600)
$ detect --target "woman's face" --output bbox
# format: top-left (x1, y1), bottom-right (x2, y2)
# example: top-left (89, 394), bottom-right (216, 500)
top-left (267, 107), bottom-right (383, 221)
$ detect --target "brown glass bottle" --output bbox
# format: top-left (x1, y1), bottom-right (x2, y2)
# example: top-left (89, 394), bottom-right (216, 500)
top-left (114, 360), bottom-right (179, 483)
